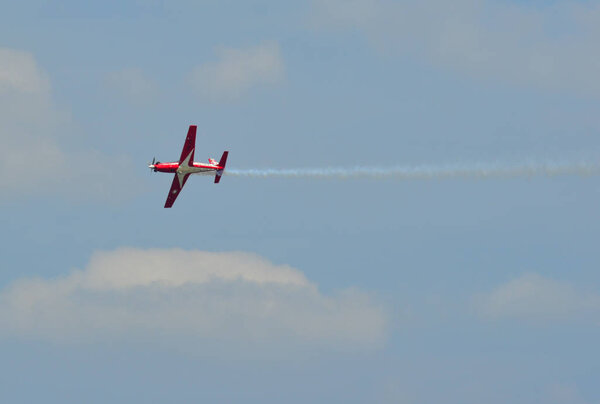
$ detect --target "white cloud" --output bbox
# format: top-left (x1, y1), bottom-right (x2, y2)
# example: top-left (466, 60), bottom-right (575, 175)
top-left (312, 0), bottom-right (600, 96)
top-left (0, 48), bottom-right (140, 201)
top-left (189, 41), bottom-right (284, 101)
top-left (0, 248), bottom-right (387, 352)
top-left (476, 273), bottom-right (600, 322)
top-left (105, 67), bottom-right (158, 105)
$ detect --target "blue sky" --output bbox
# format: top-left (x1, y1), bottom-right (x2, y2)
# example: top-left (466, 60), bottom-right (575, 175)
top-left (1, 1), bottom-right (600, 403)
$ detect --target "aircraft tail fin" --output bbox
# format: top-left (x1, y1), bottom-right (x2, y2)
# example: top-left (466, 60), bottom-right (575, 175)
top-left (214, 151), bottom-right (229, 183)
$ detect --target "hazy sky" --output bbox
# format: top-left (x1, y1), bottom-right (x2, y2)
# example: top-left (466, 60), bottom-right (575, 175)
top-left (1, 1), bottom-right (600, 403)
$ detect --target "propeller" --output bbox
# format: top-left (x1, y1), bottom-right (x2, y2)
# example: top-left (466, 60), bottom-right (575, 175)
top-left (148, 157), bottom-right (156, 173)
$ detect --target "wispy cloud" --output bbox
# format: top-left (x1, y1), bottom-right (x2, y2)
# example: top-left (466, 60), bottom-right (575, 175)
top-left (0, 48), bottom-right (69, 195)
top-left (0, 48), bottom-right (50, 93)
top-left (312, 0), bottom-right (600, 96)
top-left (105, 67), bottom-right (158, 106)
top-left (0, 48), bottom-right (141, 202)
top-left (475, 273), bottom-right (600, 322)
top-left (544, 383), bottom-right (593, 404)
top-left (0, 248), bottom-right (387, 353)
top-left (189, 41), bottom-right (284, 101)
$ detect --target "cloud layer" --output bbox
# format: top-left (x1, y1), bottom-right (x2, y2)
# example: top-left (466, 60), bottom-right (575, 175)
top-left (476, 273), bottom-right (600, 322)
top-left (189, 42), bottom-right (284, 101)
top-left (0, 248), bottom-right (387, 351)
top-left (312, 0), bottom-right (600, 95)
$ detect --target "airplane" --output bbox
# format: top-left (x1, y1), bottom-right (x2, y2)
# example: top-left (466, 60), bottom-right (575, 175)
top-left (148, 125), bottom-right (229, 208)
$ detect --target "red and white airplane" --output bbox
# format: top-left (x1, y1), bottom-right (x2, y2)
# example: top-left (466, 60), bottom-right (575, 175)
top-left (149, 125), bottom-right (228, 208)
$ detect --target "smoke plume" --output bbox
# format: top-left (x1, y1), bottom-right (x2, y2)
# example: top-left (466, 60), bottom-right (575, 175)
top-left (225, 161), bottom-right (600, 180)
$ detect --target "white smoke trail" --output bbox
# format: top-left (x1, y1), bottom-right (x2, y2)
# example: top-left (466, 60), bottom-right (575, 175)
top-left (226, 161), bottom-right (600, 180)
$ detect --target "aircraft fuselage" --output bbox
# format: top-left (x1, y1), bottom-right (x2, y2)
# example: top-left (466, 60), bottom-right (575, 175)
top-left (151, 161), bottom-right (222, 175)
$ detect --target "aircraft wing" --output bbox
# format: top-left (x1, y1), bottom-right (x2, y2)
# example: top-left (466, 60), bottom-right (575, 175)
top-left (179, 125), bottom-right (197, 167)
top-left (164, 172), bottom-right (190, 208)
